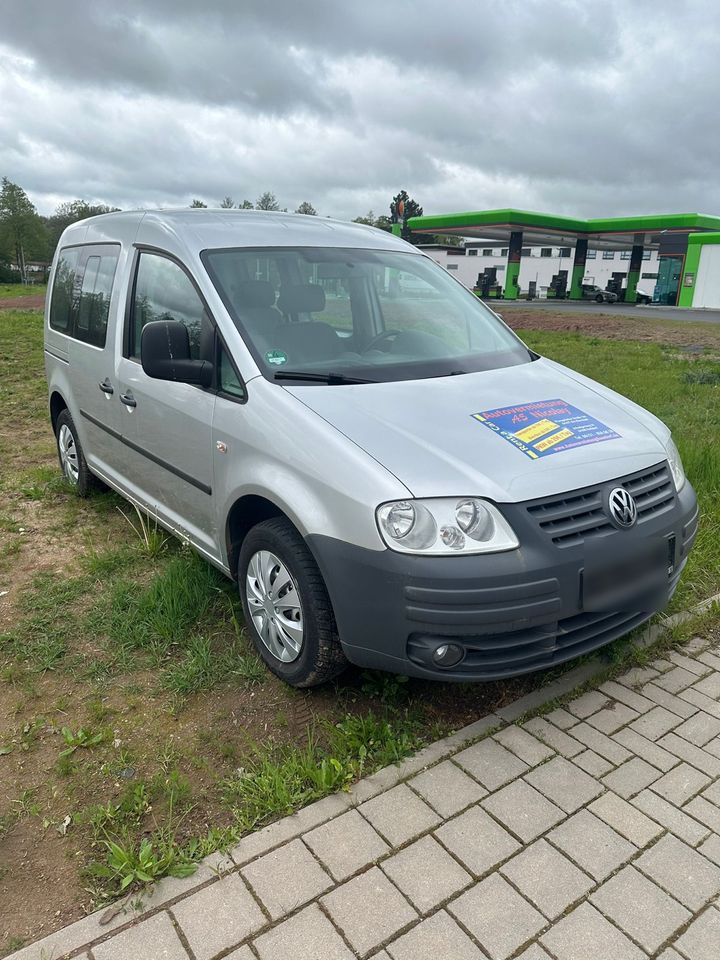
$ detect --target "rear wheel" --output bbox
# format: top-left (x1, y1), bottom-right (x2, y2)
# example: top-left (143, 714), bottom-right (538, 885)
top-left (238, 517), bottom-right (347, 687)
top-left (595, 293), bottom-right (604, 303)
top-left (55, 410), bottom-right (103, 497)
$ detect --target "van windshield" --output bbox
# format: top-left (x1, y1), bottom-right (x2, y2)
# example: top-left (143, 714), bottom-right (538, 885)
top-left (202, 246), bottom-right (533, 383)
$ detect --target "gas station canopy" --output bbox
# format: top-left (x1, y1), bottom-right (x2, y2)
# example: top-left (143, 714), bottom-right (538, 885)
top-left (408, 209), bottom-right (720, 251)
top-left (406, 208), bottom-right (720, 304)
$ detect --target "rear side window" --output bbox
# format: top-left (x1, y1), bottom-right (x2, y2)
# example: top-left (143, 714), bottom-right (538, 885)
top-left (129, 252), bottom-right (211, 360)
top-left (49, 248), bottom-right (82, 333)
top-left (49, 245), bottom-right (119, 347)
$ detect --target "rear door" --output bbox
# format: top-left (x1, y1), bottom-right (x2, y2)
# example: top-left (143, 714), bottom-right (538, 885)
top-left (114, 250), bottom-right (219, 561)
top-left (48, 244), bottom-right (126, 482)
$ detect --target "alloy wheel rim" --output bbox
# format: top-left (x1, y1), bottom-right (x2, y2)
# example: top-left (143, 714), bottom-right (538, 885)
top-left (58, 424), bottom-right (79, 484)
top-left (245, 550), bottom-right (304, 663)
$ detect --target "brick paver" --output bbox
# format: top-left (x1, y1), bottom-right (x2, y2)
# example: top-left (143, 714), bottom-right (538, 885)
top-left (252, 905), bottom-right (353, 960)
top-left (171, 873), bottom-right (265, 959)
top-left (321, 867), bottom-right (417, 956)
top-left (241, 838), bottom-right (333, 919)
top-left (304, 809), bottom-right (389, 882)
top-left (11, 629), bottom-right (720, 960)
top-left (547, 809), bottom-right (636, 880)
top-left (91, 913), bottom-right (188, 960)
top-left (589, 864), bottom-right (690, 952)
top-left (481, 779), bottom-right (564, 842)
top-left (385, 910), bottom-right (485, 960)
top-left (454, 737), bottom-right (529, 790)
top-left (380, 835), bottom-right (470, 914)
top-left (358, 783), bottom-right (440, 846)
top-left (499, 839), bottom-right (593, 919)
top-left (448, 873), bottom-right (545, 959)
top-left (672, 906), bottom-right (720, 960)
top-left (434, 804), bottom-right (520, 876)
top-left (540, 903), bottom-right (645, 960)
top-left (635, 834), bottom-right (720, 910)
top-left (524, 756), bottom-right (603, 812)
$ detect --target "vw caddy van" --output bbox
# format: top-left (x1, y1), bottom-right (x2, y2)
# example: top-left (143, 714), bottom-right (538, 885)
top-left (44, 211), bottom-right (698, 687)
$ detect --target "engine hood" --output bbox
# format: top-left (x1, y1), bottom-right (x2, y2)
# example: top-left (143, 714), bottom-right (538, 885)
top-left (284, 358), bottom-right (670, 503)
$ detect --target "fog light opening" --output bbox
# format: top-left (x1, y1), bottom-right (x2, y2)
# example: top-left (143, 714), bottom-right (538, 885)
top-left (432, 643), bottom-right (465, 668)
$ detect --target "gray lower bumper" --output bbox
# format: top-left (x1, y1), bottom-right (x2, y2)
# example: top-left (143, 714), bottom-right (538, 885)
top-left (308, 479), bottom-right (699, 682)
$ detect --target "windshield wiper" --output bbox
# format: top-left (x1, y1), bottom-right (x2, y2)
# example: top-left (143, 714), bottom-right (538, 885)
top-left (274, 371), bottom-right (376, 385)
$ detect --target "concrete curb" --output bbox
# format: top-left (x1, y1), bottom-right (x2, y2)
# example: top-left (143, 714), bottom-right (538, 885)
top-left (8, 590), bottom-right (720, 960)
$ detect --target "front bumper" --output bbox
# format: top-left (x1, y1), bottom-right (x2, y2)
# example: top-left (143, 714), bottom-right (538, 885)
top-left (308, 466), bottom-right (699, 681)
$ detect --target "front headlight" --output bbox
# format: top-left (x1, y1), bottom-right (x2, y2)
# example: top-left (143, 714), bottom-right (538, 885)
top-left (376, 498), bottom-right (519, 555)
top-left (665, 437), bottom-right (686, 492)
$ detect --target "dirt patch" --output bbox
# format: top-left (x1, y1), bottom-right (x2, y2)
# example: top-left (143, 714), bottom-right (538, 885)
top-left (503, 308), bottom-right (720, 349)
top-left (0, 297), bottom-right (45, 311)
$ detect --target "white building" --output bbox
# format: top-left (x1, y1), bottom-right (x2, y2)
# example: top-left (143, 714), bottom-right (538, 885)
top-left (420, 242), bottom-right (660, 298)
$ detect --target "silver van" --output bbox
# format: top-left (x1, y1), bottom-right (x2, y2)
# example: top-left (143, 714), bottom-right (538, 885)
top-left (44, 211), bottom-right (698, 687)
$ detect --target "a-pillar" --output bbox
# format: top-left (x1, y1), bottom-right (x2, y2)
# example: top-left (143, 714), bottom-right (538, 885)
top-left (569, 238), bottom-right (588, 299)
top-left (503, 231), bottom-right (522, 299)
top-left (624, 242), bottom-right (644, 302)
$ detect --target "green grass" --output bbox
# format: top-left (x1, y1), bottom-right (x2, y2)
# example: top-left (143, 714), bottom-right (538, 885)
top-left (0, 311), bottom-right (47, 458)
top-left (519, 330), bottom-right (720, 608)
top-left (0, 284), bottom-right (46, 300)
top-left (220, 712), bottom-right (423, 831)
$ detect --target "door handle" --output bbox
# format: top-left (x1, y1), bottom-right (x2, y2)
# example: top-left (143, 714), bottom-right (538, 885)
top-left (98, 379), bottom-right (114, 395)
top-left (119, 392), bottom-right (137, 409)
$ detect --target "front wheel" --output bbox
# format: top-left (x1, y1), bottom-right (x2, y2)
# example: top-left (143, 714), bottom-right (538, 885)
top-left (238, 517), bottom-right (347, 687)
top-left (595, 293), bottom-right (604, 303)
top-left (55, 410), bottom-right (103, 497)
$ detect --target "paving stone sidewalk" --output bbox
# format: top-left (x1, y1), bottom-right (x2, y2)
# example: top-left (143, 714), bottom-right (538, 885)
top-left (10, 632), bottom-right (720, 960)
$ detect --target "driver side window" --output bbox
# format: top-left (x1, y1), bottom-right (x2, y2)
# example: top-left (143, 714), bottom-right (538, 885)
top-left (129, 253), bottom-right (211, 360)
top-left (374, 264), bottom-right (466, 349)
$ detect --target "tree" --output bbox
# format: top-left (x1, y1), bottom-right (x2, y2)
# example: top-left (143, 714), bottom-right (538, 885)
top-left (353, 210), bottom-right (375, 226)
top-left (391, 189), bottom-right (423, 223)
top-left (239, 199), bottom-right (254, 209)
top-left (45, 199), bottom-right (120, 250)
top-left (190, 199), bottom-right (207, 208)
top-left (295, 201), bottom-right (317, 216)
top-left (219, 196), bottom-right (235, 208)
top-left (256, 191), bottom-right (280, 211)
top-left (390, 189), bottom-right (425, 244)
top-left (0, 178), bottom-right (48, 281)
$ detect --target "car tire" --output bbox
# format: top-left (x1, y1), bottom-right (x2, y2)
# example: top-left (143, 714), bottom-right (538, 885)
top-left (55, 410), bottom-right (104, 497)
top-left (595, 293), bottom-right (604, 303)
top-left (238, 516), bottom-right (348, 687)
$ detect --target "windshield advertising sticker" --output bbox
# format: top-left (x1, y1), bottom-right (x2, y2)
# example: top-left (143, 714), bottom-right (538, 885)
top-left (471, 399), bottom-right (620, 460)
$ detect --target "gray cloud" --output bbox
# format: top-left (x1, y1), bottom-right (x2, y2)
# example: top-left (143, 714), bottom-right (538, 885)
top-left (1, 0), bottom-right (718, 219)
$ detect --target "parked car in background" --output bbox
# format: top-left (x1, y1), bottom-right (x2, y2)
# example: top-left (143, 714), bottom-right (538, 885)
top-left (635, 287), bottom-right (653, 305)
top-left (44, 210), bottom-right (697, 687)
top-left (582, 284), bottom-right (618, 303)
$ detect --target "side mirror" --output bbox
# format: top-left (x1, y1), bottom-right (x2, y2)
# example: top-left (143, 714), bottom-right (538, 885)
top-left (140, 320), bottom-right (213, 388)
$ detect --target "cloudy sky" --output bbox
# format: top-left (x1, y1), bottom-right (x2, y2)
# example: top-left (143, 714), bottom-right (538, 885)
top-left (1, 0), bottom-right (718, 220)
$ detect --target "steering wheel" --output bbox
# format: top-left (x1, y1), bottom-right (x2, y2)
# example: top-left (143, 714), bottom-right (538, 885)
top-left (363, 329), bottom-right (404, 353)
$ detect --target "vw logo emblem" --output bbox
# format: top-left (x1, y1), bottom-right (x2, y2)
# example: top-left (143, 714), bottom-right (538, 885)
top-left (608, 487), bottom-right (637, 528)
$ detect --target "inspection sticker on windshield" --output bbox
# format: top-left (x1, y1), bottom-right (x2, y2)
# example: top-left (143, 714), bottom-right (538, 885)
top-left (471, 399), bottom-right (620, 460)
top-left (265, 350), bottom-right (287, 366)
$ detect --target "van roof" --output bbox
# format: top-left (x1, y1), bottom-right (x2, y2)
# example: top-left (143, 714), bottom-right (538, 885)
top-left (58, 209), bottom-right (414, 259)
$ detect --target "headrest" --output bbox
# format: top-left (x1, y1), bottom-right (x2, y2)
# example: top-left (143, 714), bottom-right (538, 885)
top-left (235, 280), bottom-right (275, 309)
top-left (277, 283), bottom-right (326, 314)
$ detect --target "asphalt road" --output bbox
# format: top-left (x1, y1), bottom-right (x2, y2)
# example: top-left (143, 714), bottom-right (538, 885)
top-left (490, 299), bottom-right (720, 324)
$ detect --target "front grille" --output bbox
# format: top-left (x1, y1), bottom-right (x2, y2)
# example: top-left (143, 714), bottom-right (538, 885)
top-left (623, 465), bottom-right (676, 518)
top-left (527, 463), bottom-right (675, 547)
